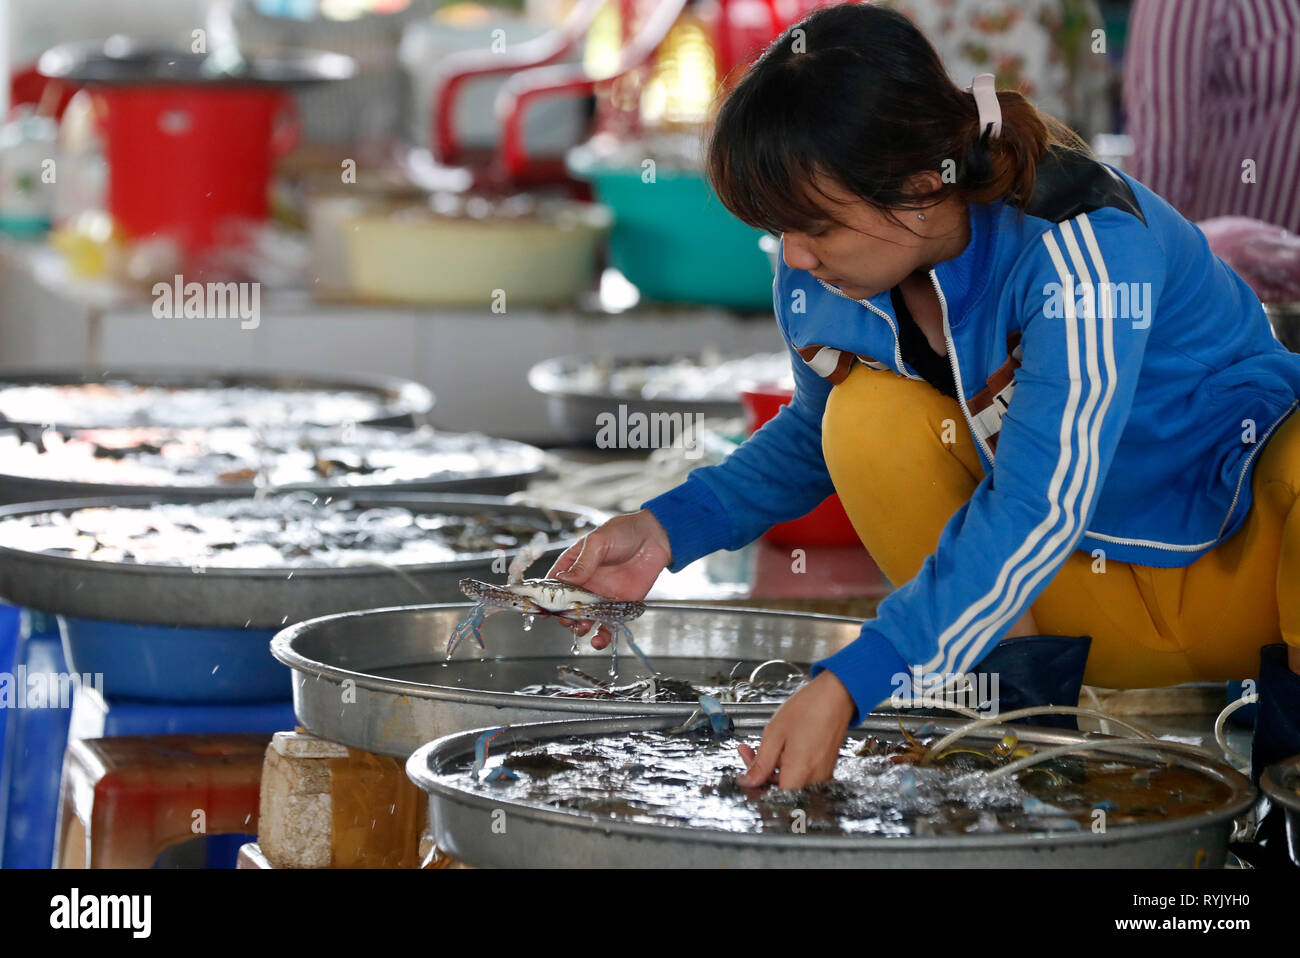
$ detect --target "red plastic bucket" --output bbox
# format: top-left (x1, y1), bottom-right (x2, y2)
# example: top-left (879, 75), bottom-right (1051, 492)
top-left (94, 86), bottom-right (297, 253)
top-left (739, 385), bottom-right (861, 547)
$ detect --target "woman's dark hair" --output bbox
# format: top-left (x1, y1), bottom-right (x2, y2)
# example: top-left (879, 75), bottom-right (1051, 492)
top-left (706, 2), bottom-right (1091, 234)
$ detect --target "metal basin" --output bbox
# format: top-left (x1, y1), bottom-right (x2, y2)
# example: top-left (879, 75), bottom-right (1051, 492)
top-left (0, 495), bottom-right (601, 629)
top-left (527, 354), bottom-right (748, 445)
top-left (407, 714), bottom-right (1256, 869)
top-left (1265, 302), bottom-right (1300, 353)
top-left (1260, 754), bottom-right (1300, 866)
top-left (38, 39), bottom-right (355, 86)
top-left (272, 605), bottom-right (862, 756)
top-left (0, 365), bottom-right (434, 430)
top-left (0, 424), bottom-right (545, 505)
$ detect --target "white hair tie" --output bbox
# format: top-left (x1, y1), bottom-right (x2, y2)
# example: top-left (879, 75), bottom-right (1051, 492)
top-left (969, 73), bottom-right (1002, 139)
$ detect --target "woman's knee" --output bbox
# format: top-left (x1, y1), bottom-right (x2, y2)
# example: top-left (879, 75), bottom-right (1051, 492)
top-left (1253, 406), bottom-right (1300, 498)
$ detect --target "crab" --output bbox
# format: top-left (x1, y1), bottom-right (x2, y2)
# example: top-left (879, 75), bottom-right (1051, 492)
top-left (447, 577), bottom-right (650, 666)
top-left (446, 530), bottom-right (653, 671)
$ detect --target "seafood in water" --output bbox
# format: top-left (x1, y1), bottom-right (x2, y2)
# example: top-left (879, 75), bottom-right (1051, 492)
top-left (440, 724), bottom-right (1234, 838)
top-left (471, 726), bottom-right (518, 784)
top-left (522, 666), bottom-right (700, 702)
top-left (0, 495), bottom-right (593, 571)
top-left (514, 659), bottom-right (809, 704)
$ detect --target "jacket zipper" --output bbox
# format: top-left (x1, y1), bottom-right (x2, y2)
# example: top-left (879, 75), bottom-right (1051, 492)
top-left (814, 277), bottom-right (918, 381)
top-left (929, 270), bottom-right (995, 464)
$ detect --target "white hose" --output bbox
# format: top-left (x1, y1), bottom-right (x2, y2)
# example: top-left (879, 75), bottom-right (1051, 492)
top-left (1213, 692), bottom-right (1257, 772)
top-left (919, 705), bottom-right (1158, 766)
top-left (984, 737), bottom-right (1214, 782)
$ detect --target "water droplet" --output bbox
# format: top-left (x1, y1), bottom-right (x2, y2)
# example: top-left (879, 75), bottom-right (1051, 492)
top-left (522, 613), bottom-right (535, 632)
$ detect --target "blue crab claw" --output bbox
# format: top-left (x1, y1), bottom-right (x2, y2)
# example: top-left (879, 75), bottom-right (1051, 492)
top-left (698, 694), bottom-right (733, 738)
top-left (447, 606), bottom-right (489, 657)
top-left (899, 768), bottom-right (918, 801)
top-left (1021, 795), bottom-right (1069, 817)
top-left (617, 624), bottom-right (658, 676)
top-left (470, 726), bottom-right (519, 782)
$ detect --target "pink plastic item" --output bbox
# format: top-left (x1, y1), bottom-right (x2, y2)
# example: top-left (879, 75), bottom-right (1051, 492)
top-left (1199, 216), bottom-right (1300, 303)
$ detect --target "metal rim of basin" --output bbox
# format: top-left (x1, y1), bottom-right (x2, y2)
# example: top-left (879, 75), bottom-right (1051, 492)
top-left (1260, 754), bottom-right (1300, 813)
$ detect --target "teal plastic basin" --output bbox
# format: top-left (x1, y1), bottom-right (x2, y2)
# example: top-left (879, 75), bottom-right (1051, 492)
top-left (569, 153), bottom-right (773, 311)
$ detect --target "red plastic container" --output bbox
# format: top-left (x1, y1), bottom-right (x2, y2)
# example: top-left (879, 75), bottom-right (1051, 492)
top-left (739, 384), bottom-right (861, 547)
top-left (94, 86), bottom-right (296, 253)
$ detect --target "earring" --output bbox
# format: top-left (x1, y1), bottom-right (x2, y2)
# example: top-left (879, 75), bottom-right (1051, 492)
top-left (917, 212), bottom-right (927, 221)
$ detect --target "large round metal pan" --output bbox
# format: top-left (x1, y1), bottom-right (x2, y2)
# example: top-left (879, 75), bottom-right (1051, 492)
top-left (407, 714), bottom-right (1256, 869)
top-left (528, 355), bottom-right (746, 445)
top-left (273, 604), bottom-right (863, 757)
top-left (0, 425), bottom-right (545, 505)
top-left (0, 365), bottom-right (434, 430)
top-left (0, 495), bottom-right (603, 630)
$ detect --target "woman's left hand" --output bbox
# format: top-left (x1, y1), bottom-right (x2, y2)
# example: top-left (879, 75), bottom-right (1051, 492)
top-left (736, 670), bottom-right (856, 789)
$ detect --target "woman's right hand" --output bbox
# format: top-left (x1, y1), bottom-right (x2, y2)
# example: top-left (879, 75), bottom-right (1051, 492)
top-left (546, 509), bottom-right (673, 649)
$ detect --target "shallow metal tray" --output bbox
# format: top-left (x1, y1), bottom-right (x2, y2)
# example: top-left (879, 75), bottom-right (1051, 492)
top-left (407, 714), bottom-right (1256, 869)
top-left (0, 426), bottom-right (545, 505)
top-left (528, 355), bottom-right (744, 445)
top-left (38, 40), bottom-right (355, 86)
top-left (0, 495), bottom-right (602, 629)
top-left (0, 365), bottom-right (434, 430)
top-left (273, 605), bottom-right (861, 756)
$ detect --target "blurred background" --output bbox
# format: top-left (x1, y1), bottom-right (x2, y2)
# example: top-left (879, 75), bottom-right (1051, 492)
top-left (0, 0), bottom-right (1296, 872)
top-left (0, 0), bottom-right (1156, 446)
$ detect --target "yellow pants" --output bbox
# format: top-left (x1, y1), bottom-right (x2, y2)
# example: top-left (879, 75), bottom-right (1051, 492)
top-left (822, 364), bottom-right (1300, 688)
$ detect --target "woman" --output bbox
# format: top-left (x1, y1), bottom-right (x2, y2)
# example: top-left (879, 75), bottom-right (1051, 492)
top-left (549, 4), bottom-right (1300, 793)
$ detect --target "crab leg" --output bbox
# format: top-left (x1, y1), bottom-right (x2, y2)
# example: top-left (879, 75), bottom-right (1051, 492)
top-left (470, 725), bottom-right (518, 783)
top-left (616, 624), bottom-right (658, 676)
top-left (446, 604), bottom-right (502, 657)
